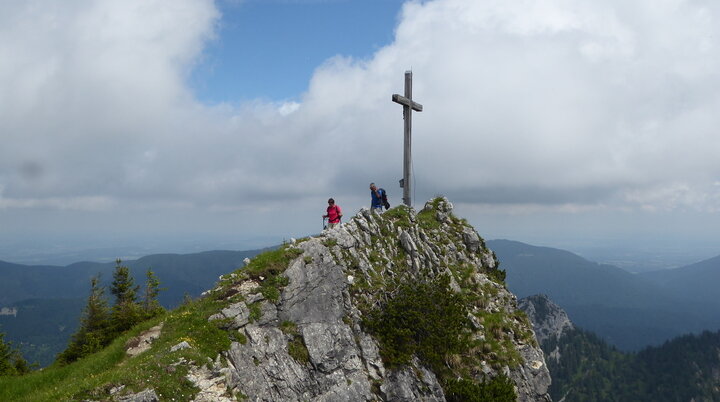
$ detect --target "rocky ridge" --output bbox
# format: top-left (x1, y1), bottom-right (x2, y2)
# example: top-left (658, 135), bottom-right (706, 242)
top-left (113, 198), bottom-right (551, 401)
top-left (187, 198), bottom-right (550, 401)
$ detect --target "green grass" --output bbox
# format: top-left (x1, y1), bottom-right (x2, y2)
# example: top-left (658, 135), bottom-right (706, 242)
top-left (242, 245), bottom-right (302, 280)
top-left (248, 303), bottom-right (262, 323)
top-left (279, 321), bottom-right (298, 336)
top-left (287, 337), bottom-right (309, 364)
top-left (416, 208), bottom-right (442, 230)
top-left (322, 238), bottom-right (338, 247)
top-left (279, 320), bottom-right (308, 364)
top-left (382, 205), bottom-right (413, 228)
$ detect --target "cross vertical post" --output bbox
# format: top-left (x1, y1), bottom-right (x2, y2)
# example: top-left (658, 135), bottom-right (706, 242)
top-left (392, 71), bottom-right (423, 207)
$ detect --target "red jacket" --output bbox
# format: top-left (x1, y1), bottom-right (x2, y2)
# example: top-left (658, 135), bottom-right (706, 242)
top-left (326, 205), bottom-right (342, 223)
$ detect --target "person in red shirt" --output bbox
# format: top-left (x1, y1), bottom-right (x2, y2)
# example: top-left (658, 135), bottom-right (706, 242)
top-left (323, 198), bottom-right (343, 229)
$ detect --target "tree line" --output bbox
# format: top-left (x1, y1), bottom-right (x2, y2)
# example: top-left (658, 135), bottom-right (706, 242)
top-left (56, 260), bottom-right (164, 364)
top-left (0, 331), bottom-right (31, 376)
top-left (0, 259), bottom-right (165, 375)
top-left (546, 327), bottom-right (720, 401)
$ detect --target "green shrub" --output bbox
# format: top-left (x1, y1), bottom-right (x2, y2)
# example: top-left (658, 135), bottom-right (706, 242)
top-left (444, 375), bottom-right (516, 402)
top-left (229, 331), bottom-right (247, 345)
top-left (260, 286), bottom-right (280, 303)
top-left (0, 332), bottom-right (31, 376)
top-left (362, 275), bottom-right (470, 375)
top-left (487, 267), bottom-right (507, 284)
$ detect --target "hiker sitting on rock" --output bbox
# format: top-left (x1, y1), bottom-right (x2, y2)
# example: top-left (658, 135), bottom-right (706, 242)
top-left (323, 198), bottom-right (343, 229)
top-left (370, 183), bottom-right (386, 213)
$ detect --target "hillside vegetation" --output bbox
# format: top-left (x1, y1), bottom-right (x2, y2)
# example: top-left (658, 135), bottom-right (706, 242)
top-left (545, 327), bottom-right (720, 401)
top-left (521, 294), bottom-right (720, 402)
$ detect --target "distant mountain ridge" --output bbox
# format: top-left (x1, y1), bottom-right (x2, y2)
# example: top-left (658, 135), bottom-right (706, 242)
top-left (490, 239), bottom-right (720, 350)
top-left (640, 254), bottom-right (720, 317)
top-left (0, 249), bottom-right (268, 307)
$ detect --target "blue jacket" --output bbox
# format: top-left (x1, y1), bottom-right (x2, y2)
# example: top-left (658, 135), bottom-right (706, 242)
top-left (371, 188), bottom-right (385, 208)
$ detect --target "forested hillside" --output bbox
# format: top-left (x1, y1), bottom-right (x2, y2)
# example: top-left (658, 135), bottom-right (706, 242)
top-left (521, 294), bottom-right (720, 401)
top-left (545, 328), bottom-right (720, 401)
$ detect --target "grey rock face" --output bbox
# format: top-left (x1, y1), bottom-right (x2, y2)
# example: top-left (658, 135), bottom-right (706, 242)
top-left (511, 343), bottom-right (553, 401)
top-left (199, 198), bottom-right (551, 401)
top-left (116, 388), bottom-right (159, 402)
top-left (519, 294), bottom-right (574, 346)
top-left (462, 227), bottom-right (482, 253)
top-left (170, 341), bottom-right (191, 352)
top-left (380, 358), bottom-right (445, 401)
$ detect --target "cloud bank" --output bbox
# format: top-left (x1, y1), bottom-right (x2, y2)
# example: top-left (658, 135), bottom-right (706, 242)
top-left (1, 0), bottom-right (719, 245)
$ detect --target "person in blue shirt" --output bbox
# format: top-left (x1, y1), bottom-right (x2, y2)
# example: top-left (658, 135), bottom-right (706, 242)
top-left (369, 183), bottom-right (385, 213)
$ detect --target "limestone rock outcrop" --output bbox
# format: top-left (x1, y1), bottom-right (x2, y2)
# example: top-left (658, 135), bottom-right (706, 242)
top-left (518, 295), bottom-right (574, 346)
top-left (518, 294), bottom-right (574, 364)
top-left (191, 198), bottom-right (552, 401)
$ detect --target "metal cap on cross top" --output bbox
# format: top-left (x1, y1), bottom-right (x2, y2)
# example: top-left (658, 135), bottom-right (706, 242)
top-left (392, 70), bottom-right (423, 207)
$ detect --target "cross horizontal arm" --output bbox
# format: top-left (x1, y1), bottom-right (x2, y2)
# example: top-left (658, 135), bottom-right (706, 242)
top-left (392, 94), bottom-right (423, 112)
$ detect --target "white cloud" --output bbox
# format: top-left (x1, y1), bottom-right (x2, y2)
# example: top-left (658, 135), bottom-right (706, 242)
top-left (2, 0), bottom-right (720, 245)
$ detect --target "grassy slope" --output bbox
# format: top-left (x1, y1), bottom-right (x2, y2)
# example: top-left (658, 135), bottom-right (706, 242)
top-left (0, 243), bottom-right (301, 401)
top-left (0, 295), bottom-right (232, 401)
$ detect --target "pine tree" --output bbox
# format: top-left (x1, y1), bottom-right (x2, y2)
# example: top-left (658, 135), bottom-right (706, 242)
top-left (0, 331), bottom-right (17, 375)
top-left (141, 268), bottom-right (164, 318)
top-left (56, 275), bottom-right (111, 364)
top-left (110, 259), bottom-right (141, 334)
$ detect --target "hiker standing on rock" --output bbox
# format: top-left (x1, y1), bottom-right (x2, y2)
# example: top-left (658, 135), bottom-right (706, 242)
top-left (370, 183), bottom-right (386, 213)
top-left (323, 198), bottom-right (343, 229)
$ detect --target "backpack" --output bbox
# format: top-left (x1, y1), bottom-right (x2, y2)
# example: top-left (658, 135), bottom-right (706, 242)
top-left (379, 188), bottom-right (390, 210)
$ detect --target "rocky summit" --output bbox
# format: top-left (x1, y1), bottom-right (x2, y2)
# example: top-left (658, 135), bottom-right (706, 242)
top-left (184, 198), bottom-right (550, 401)
top-left (56, 198), bottom-right (550, 401)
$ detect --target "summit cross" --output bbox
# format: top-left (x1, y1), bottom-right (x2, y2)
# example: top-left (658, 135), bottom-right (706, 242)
top-left (392, 71), bottom-right (423, 207)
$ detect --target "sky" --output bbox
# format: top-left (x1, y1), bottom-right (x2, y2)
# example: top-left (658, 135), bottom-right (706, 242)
top-left (1, 0), bottom-right (720, 266)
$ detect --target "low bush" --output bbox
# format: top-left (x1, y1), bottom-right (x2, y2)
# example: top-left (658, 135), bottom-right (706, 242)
top-left (362, 275), bottom-right (470, 375)
top-left (444, 375), bottom-right (516, 402)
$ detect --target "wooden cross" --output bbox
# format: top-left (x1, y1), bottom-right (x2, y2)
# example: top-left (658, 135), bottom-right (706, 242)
top-left (392, 71), bottom-right (423, 207)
